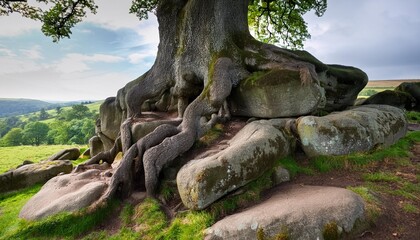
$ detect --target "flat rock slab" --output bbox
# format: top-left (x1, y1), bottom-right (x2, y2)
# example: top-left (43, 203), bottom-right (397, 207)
top-left (0, 160), bottom-right (73, 193)
top-left (19, 168), bottom-right (111, 220)
top-left (205, 185), bottom-right (365, 240)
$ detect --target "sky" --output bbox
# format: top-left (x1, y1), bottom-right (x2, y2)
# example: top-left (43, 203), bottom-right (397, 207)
top-left (0, 0), bottom-right (419, 101)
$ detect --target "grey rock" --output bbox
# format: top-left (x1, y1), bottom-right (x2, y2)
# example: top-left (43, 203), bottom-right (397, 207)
top-left (19, 169), bottom-right (110, 220)
top-left (358, 90), bottom-right (416, 110)
top-left (395, 82), bottom-right (420, 111)
top-left (297, 105), bottom-right (407, 157)
top-left (204, 185), bottom-right (365, 240)
top-left (271, 166), bottom-right (290, 186)
top-left (16, 160), bottom-right (34, 169)
top-left (228, 69), bottom-right (326, 118)
top-left (131, 118), bottom-right (182, 142)
top-left (89, 136), bottom-right (104, 157)
top-left (319, 64), bottom-right (368, 112)
top-left (99, 97), bottom-right (124, 141)
top-left (47, 148), bottom-right (81, 161)
top-left (177, 120), bottom-right (295, 210)
top-left (0, 160), bottom-right (73, 193)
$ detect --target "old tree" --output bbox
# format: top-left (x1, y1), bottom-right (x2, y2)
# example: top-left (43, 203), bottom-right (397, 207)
top-left (3, 0), bottom-right (371, 217)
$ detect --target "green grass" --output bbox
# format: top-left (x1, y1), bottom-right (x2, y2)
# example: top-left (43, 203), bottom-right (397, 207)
top-left (0, 144), bottom-right (86, 173)
top-left (402, 203), bottom-right (419, 214)
top-left (406, 111), bottom-right (420, 123)
top-left (311, 131), bottom-right (420, 172)
top-left (357, 87), bottom-right (394, 98)
top-left (0, 183), bottom-right (118, 240)
top-left (362, 172), bottom-right (400, 182)
top-left (278, 156), bottom-right (313, 177)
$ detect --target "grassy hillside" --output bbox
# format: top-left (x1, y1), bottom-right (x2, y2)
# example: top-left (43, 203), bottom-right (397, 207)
top-left (0, 144), bottom-right (86, 173)
top-left (0, 98), bottom-right (53, 118)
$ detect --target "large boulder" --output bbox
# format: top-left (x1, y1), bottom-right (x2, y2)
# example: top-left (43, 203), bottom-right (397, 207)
top-left (319, 64), bottom-right (368, 111)
top-left (296, 105), bottom-right (407, 157)
top-left (99, 97), bottom-right (124, 143)
top-left (47, 148), bottom-right (81, 161)
top-left (131, 118), bottom-right (182, 142)
top-left (287, 50), bottom-right (368, 112)
top-left (89, 135), bottom-right (105, 157)
top-left (19, 168), bottom-right (110, 220)
top-left (205, 185), bottom-right (365, 240)
top-left (357, 90), bottom-right (416, 110)
top-left (177, 119), bottom-right (295, 210)
top-left (0, 160), bottom-right (73, 193)
top-left (228, 69), bottom-right (326, 118)
top-left (395, 82), bottom-right (420, 111)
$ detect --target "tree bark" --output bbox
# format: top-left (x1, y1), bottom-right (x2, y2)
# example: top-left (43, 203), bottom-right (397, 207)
top-left (89, 0), bottom-right (325, 202)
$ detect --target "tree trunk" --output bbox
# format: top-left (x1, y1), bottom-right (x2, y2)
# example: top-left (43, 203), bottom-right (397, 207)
top-left (79, 0), bottom-right (338, 202)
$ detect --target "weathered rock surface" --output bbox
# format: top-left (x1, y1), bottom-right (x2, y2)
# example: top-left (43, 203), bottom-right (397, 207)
top-left (228, 69), bottom-right (326, 118)
top-left (99, 97), bottom-right (124, 142)
top-left (358, 90), bottom-right (416, 110)
top-left (0, 160), bottom-right (73, 193)
top-left (89, 135), bottom-right (105, 157)
top-left (177, 119), bottom-right (295, 210)
top-left (297, 105), bottom-right (407, 157)
top-left (319, 64), bottom-right (368, 111)
top-left (395, 82), bottom-right (420, 111)
top-left (205, 185), bottom-right (365, 240)
top-left (19, 168), bottom-right (111, 220)
top-left (131, 118), bottom-right (182, 142)
top-left (47, 148), bottom-right (81, 161)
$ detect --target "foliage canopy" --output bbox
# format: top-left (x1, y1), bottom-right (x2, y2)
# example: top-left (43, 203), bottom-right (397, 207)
top-left (1, 0), bottom-right (327, 48)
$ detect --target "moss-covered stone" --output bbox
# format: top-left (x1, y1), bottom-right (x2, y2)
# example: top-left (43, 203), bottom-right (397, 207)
top-left (177, 120), bottom-right (294, 210)
top-left (228, 68), bottom-right (325, 118)
top-left (297, 105), bottom-right (408, 157)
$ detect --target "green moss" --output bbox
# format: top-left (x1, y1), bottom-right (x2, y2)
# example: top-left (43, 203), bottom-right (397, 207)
top-left (241, 69), bottom-right (300, 90)
top-left (323, 222), bottom-right (339, 240)
top-left (257, 227), bottom-right (266, 240)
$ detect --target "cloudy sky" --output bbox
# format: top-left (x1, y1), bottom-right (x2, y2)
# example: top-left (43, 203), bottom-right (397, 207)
top-left (0, 0), bottom-right (419, 101)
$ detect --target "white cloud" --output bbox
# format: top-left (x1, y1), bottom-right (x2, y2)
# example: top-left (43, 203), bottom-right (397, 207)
top-left (53, 53), bottom-right (125, 73)
top-left (20, 46), bottom-right (43, 59)
top-left (0, 48), bottom-right (16, 57)
top-left (0, 13), bottom-right (41, 37)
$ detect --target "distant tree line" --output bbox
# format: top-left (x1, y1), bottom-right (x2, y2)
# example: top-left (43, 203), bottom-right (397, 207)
top-left (0, 104), bottom-right (96, 146)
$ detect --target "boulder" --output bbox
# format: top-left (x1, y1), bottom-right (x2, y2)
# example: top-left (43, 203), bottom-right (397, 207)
top-left (0, 160), bottom-right (73, 193)
top-left (285, 50), bottom-right (368, 111)
top-left (16, 160), bottom-right (34, 169)
top-left (89, 136), bottom-right (104, 157)
top-left (395, 82), bottom-right (420, 111)
top-left (319, 64), bottom-right (368, 111)
top-left (131, 118), bottom-right (182, 142)
top-left (47, 148), bottom-right (81, 161)
top-left (177, 119), bottom-right (295, 210)
top-left (82, 148), bottom-right (91, 157)
top-left (357, 90), bottom-right (416, 110)
top-left (19, 168), bottom-right (110, 220)
top-left (99, 97), bottom-right (124, 142)
top-left (296, 105), bottom-right (407, 157)
top-left (205, 185), bottom-right (365, 240)
top-left (228, 69), bottom-right (326, 118)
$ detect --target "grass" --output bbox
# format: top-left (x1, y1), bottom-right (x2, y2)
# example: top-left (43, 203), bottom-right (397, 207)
top-left (362, 172), bottom-right (400, 182)
top-left (0, 144), bottom-right (87, 173)
top-left (0, 183), bottom-right (119, 240)
top-left (406, 111), bottom-right (420, 123)
top-left (311, 131), bottom-right (420, 173)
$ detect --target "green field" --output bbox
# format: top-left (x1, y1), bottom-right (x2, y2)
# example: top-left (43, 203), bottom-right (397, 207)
top-left (0, 145), bottom-right (86, 173)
